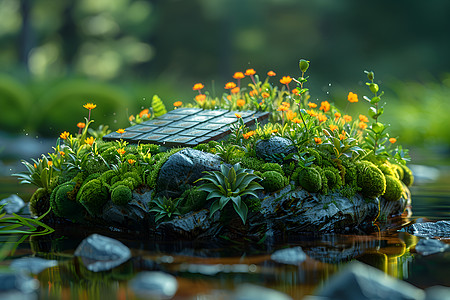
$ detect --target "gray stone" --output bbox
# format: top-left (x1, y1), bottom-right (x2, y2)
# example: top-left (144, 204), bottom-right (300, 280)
top-left (425, 286), bottom-right (450, 300)
top-left (9, 257), bottom-right (58, 274)
top-left (156, 148), bottom-right (225, 198)
top-left (271, 246), bottom-right (307, 265)
top-left (129, 271), bottom-right (178, 299)
top-left (415, 238), bottom-right (449, 256)
top-left (74, 234), bottom-right (131, 272)
top-left (404, 221), bottom-right (450, 239)
top-left (233, 283), bottom-right (292, 300)
top-left (0, 194), bottom-right (26, 214)
top-left (0, 270), bottom-right (39, 300)
top-left (314, 261), bottom-right (425, 300)
top-left (255, 136), bottom-right (296, 163)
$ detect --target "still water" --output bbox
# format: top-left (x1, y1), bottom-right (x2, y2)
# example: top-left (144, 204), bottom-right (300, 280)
top-left (1, 164), bottom-right (449, 299)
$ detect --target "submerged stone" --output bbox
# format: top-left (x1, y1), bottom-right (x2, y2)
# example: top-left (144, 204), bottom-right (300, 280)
top-left (9, 257), bottom-right (58, 274)
top-left (0, 194), bottom-right (26, 214)
top-left (0, 270), bottom-right (39, 299)
top-left (129, 271), bottom-right (178, 299)
top-left (404, 221), bottom-right (450, 239)
top-left (414, 238), bottom-right (449, 256)
top-left (255, 136), bottom-right (296, 163)
top-left (74, 234), bottom-right (131, 272)
top-left (270, 246), bottom-right (307, 265)
top-left (234, 283), bottom-right (292, 300)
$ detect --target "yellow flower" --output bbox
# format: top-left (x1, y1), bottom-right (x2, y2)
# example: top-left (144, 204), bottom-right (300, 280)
top-left (308, 102), bottom-right (317, 108)
top-left (195, 94), bottom-right (206, 103)
top-left (225, 82), bottom-right (237, 89)
top-left (235, 113), bottom-right (242, 119)
top-left (236, 99), bottom-right (245, 107)
top-left (271, 129), bottom-right (278, 133)
top-left (334, 112), bottom-right (341, 121)
top-left (193, 83), bottom-right (204, 91)
top-left (83, 103), bottom-right (96, 110)
top-left (348, 92), bottom-right (358, 103)
top-left (173, 101), bottom-right (182, 107)
top-left (389, 138), bottom-right (397, 144)
top-left (359, 122), bottom-right (368, 130)
top-left (286, 110), bottom-right (297, 121)
top-left (277, 105), bottom-right (288, 112)
top-left (343, 115), bottom-right (352, 123)
top-left (128, 159), bottom-right (136, 165)
top-left (85, 136), bottom-right (95, 146)
top-left (292, 118), bottom-right (301, 124)
top-left (117, 148), bottom-right (126, 155)
top-left (116, 129), bottom-right (125, 134)
top-left (359, 114), bottom-right (369, 123)
top-left (314, 137), bottom-right (322, 144)
top-left (48, 161), bottom-right (53, 167)
top-left (319, 101), bottom-right (330, 112)
top-left (329, 124), bottom-right (338, 131)
top-left (60, 131), bottom-right (70, 140)
top-left (317, 113), bottom-right (327, 123)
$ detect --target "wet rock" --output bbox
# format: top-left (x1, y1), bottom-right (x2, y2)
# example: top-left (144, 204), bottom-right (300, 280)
top-left (271, 246), bottom-right (307, 265)
top-left (379, 186), bottom-right (411, 218)
top-left (156, 148), bottom-right (225, 198)
top-left (258, 185), bottom-right (379, 234)
top-left (424, 286), bottom-right (450, 300)
top-left (415, 238), bottom-right (449, 256)
top-left (255, 136), bottom-right (296, 163)
top-left (74, 234), bottom-right (131, 272)
top-left (233, 283), bottom-right (292, 300)
top-left (129, 271), bottom-right (178, 299)
top-left (404, 221), bottom-right (450, 239)
top-left (0, 270), bottom-right (39, 300)
top-left (9, 257), bottom-right (58, 274)
top-left (312, 261), bottom-right (425, 300)
top-left (100, 189), bottom-right (152, 230)
top-left (0, 194), bottom-right (26, 214)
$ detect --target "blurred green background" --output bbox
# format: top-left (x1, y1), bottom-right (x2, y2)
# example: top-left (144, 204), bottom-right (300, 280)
top-left (1, 0), bottom-right (450, 149)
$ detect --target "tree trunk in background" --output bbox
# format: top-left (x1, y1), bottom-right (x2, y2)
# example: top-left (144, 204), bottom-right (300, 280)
top-left (19, 0), bottom-right (33, 73)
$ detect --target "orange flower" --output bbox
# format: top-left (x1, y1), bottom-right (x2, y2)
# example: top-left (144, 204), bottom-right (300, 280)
top-left (292, 118), bottom-right (302, 124)
top-left (286, 110), bottom-right (297, 121)
top-left (267, 71), bottom-right (276, 77)
top-left (319, 101), bottom-right (330, 112)
top-left (277, 105), bottom-right (289, 112)
top-left (48, 161), bottom-right (53, 167)
top-left (249, 90), bottom-right (258, 97)
top-left (193, 83), bottom-right (204, 91)
top-left (292, 88), bottom-right (299, 95)
top-left (329, 124), bottom-right (338, 131)
top-left (173, 101), bottom-right (182, 107)
top-left (280, 76), bottom-right (292, 85)
top-left (307, 110), bottom-right (318, 117)
top-left (235, 113), bottom-right (241, 118)
top-left (343, 115), bottom-right (352, 123)
top-left (225, 82), bottom-right (237, 89)
top-left (262, 92), bottom-right (270, 99)
top-left (195, 94), bottom-right (206, 103)
top-left (389, 138), bottom-right (397, 144)
top-left (243, 130), bottom-right (256, 139)
top-left (281, 102), bottom-right (290, 108)
top-left (271, 129), bottom-right (278, 134)
top-left (60, 131), bottom-right (70, 140)
top-left (34, 163), bottom-right (37, 168)
top-left (334, 112), bottom-right (341, 121)
top-left (359, 122), bottom-right (368, 130)
top-left (83, 103), bottom-right (96, 110)
top-left (128, 159), bottom-right (136, 165)
top-left (129, 115), bottom-right (135, 122)
top-left (245, 69), bottom-right (256, 76)
top-left (358, 115), bottom-right (368, 123)
top-left (317, 113), bottom-right (327, 123)
top-left (226, 95), bottom-right (232, 101)
top-left (339, 133), bottom-right (346, 140)
top-left (231, 87), bottom-right (240, 94)
top-left (116, 129), bottom-right (125, 134)
top-left (139, 108), bottom-right (150, 118)
top-left (117, 148), bottom-right (126, 155)
top-left (348, 92), bottom-right (358, 103)
top-left (77, 122), bottom-right (86, 129)
top-left (59, 151), bottom-right (65, 156)
top-left (85, 136), bottom-right (95, 146)
top-left (314, 137), bottom-right (322, 144)
top-left (308, 102), bottom-right (317, 109)
top-left (233, 72), bottom-right (245, 79)
top-left (236, 99), bottom-right (245, 107)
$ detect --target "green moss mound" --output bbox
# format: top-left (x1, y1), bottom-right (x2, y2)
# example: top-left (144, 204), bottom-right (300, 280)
top-left (238, 156), bottom-right (265, 172)
top-left (401, 165), bottom-right (414, 186)
top-left (76, 179), bottom-right (109, 216)
top-left (298, 167), bottom-right (322, 193)
top-left (356, 161), bottom-right (386, 198)
top-left (179, 186), bottom-right (209, 214)
top-left (260, 171), bottom-right (287, 192)
top-left (383, 175), bottom-right (404, 202)
top-left (323, 167), bottom-right (342, 191)
top-left (50, 182), bottom-right (85, 221)
top-left (83, 156), bottom-right (109, 175)
top-left (391, 164), bottom-right (404, 180)
top-left (260, 163), bottom-right (284, 175)
top-left (29, 187), bottom-right (50, 217)
top-left (111, 185), bottom-right (132, 205)
top-left (100, 170), bottom-right (117, 186)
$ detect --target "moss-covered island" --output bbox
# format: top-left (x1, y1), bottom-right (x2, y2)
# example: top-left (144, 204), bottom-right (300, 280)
top-left (15, 60), bottom-right (414, 240)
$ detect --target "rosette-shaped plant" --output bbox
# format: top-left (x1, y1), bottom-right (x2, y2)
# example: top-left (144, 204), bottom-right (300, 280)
top-left (196, 163), bottom-right (263, 224)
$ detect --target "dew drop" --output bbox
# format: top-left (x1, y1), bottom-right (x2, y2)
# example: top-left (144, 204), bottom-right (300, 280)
top-left (25, 133), bottom-right (29, 136)
top-left (113, 112), bottom-right (116, 116)
top-left (328, 83), bottom-right (332, 86)
top-left (326, 92), bottom-right (329, 94)
top-left (35, 136), bottom-right (39, 139)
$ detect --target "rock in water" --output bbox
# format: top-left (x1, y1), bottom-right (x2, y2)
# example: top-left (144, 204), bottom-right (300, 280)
top-left (9, 257), bottom-right (58, 274)
top-left (255, 136), bottom-right (296, 163)
top-left (74, 234), bottom-right (131, 272)
top-left (313, 261), bottom-right (425, 300)
top-left (0, 194), bottom-right (26, 214)
top-left (156, 148), bottom-right (225, 198)
top-left (414, 238), bottom-right (449, 256)
top-left (271, 247), bottom-right (307, 265)
top-left (404, 221), bottom-right (450, 239)
top-left (129, 271), bottom-right (178, 299)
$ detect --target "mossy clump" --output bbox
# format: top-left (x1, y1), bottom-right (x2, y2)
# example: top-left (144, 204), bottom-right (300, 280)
top-left (111, 185), bottom-right (132, 205)
top-left (323, 167), bottom-right (342, 191)
top-left (58, 168), bottom-right (80, 185)
top-left (179, 186), bottom-right (209, 214)
top-left (122, 171), bottom-right (142, 186)
top-left (80, 173), bottom-right (101, 188)
top-left (260, 171), bottom-right (287, 192)
top-left (260, 163), bottom-right (284, 175)
top-left (50, 182), bottom-right (85, 221)
top-left (100, 170), bottom-right (116, 186)
top-left (235, 156), bottom-right (265, 172)
top-left (391, 163), bottom-right (404, 180)
top-left (383, 175), bottom-right (404, 202)
top-left (298, 167), bottom-right (322, 193)
top-left (29, 187), bottom-right (50, 217)
top-left (341, 158), bottom-right (357, 186)
top-left (356, 161), bottom-right (386, 198)
top-left (400, 164), bottom-right (414, 186)
top-left (76, 178), bottom-right (109, 216)
top-left (302, 147), bottom-right (322, 166)
top-left (83, 156), bottom-right (109, 175)
top-left (138, 143), bottom-right (161, 155)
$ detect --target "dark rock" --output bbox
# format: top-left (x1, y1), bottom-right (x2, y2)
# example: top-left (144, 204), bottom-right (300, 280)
top-left (379, 187), bottom-right (410, 218)
top-left (129, 271), bottom-right (178, 299)
top-left (9, 257), bottom-right (58, 274)
top-left (403, 221), bottom-right (450, 239)
top-left (270, 246), bottom-right (307, 265)
top-left (234, 283), bottom-right (292, 300)
top-left (156, 148), bottom-right (225, 198)
top-left (0, 194), bottom-right (26, 214)
top-left (0, 270), bottom-right (39, 300)
top-left (415, 238), bottom-right (449, 256)
top-left (74, 234), bottom-right (131, 272)
top-left (313, 261), bottom-right (425, 300)
top-left (255, 136), bottom-right (296, 163)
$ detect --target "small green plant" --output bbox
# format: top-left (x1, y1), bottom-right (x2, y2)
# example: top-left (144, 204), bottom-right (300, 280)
top-left (0, 205), bottom-right (54, 236)
top-left (195, 163), bottom-right (263, 224)
top-left (149, 196), bottom-right (181, 223)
